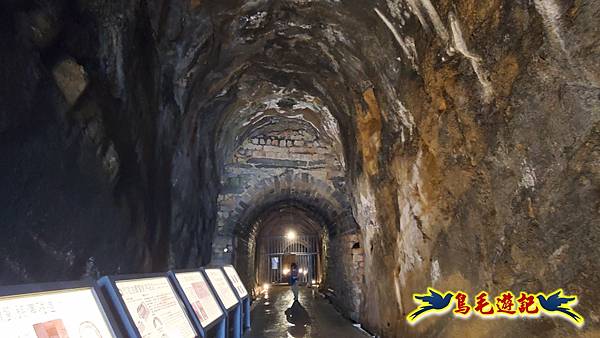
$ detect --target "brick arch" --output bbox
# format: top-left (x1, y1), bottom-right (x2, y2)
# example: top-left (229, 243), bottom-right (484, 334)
top-left (215, 171), bottom-right (364, 317)
top-left (222, 171), bottom-right (358, 240)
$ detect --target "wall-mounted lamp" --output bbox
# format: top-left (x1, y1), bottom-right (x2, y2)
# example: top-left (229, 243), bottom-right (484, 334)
top-left (223, 245), bottom-right (231, 253)
top-left (286, 230), bottom-right (297, 240)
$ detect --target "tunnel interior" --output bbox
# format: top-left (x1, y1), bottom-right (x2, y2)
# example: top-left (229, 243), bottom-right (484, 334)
top-left (241, 204), bottom-right (326, 287)
top-left (2, 0), bottom-right (600, 337)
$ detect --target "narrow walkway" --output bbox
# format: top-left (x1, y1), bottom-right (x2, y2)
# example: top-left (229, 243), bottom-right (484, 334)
top-left (244, 285), bottom-right (368, 338)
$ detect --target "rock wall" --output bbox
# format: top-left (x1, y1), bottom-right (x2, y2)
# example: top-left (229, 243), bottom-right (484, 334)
top-left (0, 0), bottom-right (218, 283)
top-left (325, 232), bottom-right (365, 321)
top-left (351, 1), bottom-right (600, 337)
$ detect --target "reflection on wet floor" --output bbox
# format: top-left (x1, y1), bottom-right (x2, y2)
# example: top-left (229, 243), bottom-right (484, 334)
top-left (244, 286), bottom-right (368, 338)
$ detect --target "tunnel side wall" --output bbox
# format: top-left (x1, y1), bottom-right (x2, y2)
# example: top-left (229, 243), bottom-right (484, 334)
top-left (347, 1), bottom-right (600, 337)
top-left (324, 232), bottom-right (365, 322)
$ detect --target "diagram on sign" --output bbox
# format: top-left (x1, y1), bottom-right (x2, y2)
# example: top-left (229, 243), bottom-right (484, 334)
top-left (175, 272), bottom-right (223, 327)
top-left (115, 277), bottom-right (196, 338)
top-left (204, 269), bottom-right (238, 309)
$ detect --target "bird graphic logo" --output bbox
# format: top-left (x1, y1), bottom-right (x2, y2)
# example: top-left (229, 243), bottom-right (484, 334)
top-left (407, 288), bottom-right (454, 324)
top-left (537, 289), bottom-right (584, 327)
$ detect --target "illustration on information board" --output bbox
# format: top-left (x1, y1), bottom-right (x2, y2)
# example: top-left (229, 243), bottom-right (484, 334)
top-left (78, 321), bottom-right (103, 338)
top-left (33, 319), bottom-right (69, 338)
top-left (191, 282), bottom-right (210, 322)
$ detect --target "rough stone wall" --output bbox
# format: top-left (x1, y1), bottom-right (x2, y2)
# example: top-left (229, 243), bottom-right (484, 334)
top-left (214, 126), bottom-right (363, 315)
top-left (325, 232), bottom-right (365, 321)
top-left (215, 127), bottom-right (343, 251)
top-left (235, 130), bottom-right (341, 170)
top-left (350, 1), bottom-right (600, 337)
top-left (0, 0), bottom-right (218, 283)
top-left (0, 0), bottom-right (166, 283)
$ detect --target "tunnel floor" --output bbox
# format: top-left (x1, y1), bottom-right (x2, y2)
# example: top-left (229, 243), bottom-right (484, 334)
top-left (244, 286), bottom-right (368, 338)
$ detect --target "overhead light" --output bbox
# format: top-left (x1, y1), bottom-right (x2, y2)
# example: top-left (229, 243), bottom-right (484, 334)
top-left (286, 230), bottom-right (297, 240)
top-left (311, 280), bottom-right (316, 284)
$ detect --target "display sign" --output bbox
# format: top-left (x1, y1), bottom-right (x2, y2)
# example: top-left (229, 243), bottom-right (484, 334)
top-left (271, 257), bottom-right (279, 270)
top-left (204, 269), bottom-right (239, 310)
top-left (115, 277), bottom-right (196, 338)
top-left (174, 271), bottom-right (223, 328)
top-left (0, 287), bottom-right (116, 338)
top-left (222, 266), bottom-right (248, 299)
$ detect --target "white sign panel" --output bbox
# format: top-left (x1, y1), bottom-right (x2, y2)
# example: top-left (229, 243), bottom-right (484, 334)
top-left (0, 287), bottom-right (116, 338)
top-left (175, 272), bottom-right (223, 327)
top-left (204, 269), bottom-right (238, 310)
top-left (115, 277), bottom-right (196, 338)
top-left (223, 266), bottom-right (248, 298)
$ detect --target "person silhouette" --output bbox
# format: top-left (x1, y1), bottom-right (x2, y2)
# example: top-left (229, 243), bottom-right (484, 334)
top-left (290, 262), bottom-right (299, 301)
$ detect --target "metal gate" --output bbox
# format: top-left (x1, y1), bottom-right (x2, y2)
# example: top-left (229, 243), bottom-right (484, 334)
top-left (257, 235), bottom-right (319, 285)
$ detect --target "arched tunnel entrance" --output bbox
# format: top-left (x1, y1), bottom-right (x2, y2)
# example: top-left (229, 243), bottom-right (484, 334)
top-left (218, 173), bottom-right (365, 321)
top-left (253, 205), bottom-right (325, 286)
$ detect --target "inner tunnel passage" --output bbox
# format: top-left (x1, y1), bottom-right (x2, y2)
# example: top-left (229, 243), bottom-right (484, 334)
top-left (254, 207), bottom-right (324, 286)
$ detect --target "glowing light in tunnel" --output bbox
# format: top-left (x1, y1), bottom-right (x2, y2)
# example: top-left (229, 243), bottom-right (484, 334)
top-left (286, 230), bottom-right (297, 240)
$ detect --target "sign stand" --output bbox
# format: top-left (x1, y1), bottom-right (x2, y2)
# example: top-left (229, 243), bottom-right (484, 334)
top-left (202, 268), bottom-right (243, 338)
top-left (167, 270), bottom-right (227, 338)
top-left (98, 273), bottom-right (198, 338)
top-left (221, 265), bottom-right (251, 332)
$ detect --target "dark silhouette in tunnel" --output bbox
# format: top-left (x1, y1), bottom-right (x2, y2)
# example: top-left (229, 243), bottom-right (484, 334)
top-left (286, 300), bottom-right (311, 337)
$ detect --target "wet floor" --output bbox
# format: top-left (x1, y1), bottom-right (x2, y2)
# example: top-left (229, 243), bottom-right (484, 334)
top-left (244, 285), bottom-right (368, 338)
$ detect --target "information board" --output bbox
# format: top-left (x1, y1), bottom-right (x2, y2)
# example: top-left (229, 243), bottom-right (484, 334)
top-left (204, 269), bottom-right (239, 310)
top-left (174, 271), bottom-right (223, 328)
top-left (115, 277), bottom-right (196, 338)
top-left (0, 287), bottom-right (116, 338)
top-left (222, 266), bottom-right (248, 299)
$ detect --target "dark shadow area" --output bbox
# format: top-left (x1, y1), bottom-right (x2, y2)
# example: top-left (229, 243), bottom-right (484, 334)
top-left (285, 300), bottom-right (311, 337)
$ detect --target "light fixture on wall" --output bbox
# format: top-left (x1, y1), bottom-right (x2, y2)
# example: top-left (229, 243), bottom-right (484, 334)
top-left (223, 244), bottom-right (231, 253)
top-left (286, 230), bottom-right (297, 240)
